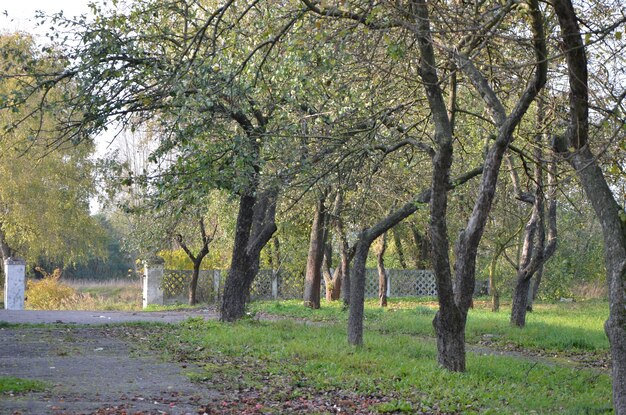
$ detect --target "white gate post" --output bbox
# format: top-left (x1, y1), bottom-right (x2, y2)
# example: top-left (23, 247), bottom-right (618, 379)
top-left (4, 257), bottom-right (26, 310)
top-left (143, 257), bottom-right (164, 309)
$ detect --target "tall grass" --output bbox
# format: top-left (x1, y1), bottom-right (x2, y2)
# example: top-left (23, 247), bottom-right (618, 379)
top-left (25, 277), bottom-right (142, 311)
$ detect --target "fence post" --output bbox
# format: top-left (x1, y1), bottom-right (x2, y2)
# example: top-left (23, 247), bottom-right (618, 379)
top-left (271, 270), bottom-right (279, 299)
top-left (387, 272), bottom-right (392, 297)
top-left (142, 257), bottom-right (164, 309)
top-left (4, 257), bottom-right (26, 310)
top-left (213, 270), bottom-right (221, 303)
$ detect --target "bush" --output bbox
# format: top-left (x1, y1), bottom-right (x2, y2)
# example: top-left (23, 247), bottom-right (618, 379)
top-left (26, 268), bottom-right (78, 309)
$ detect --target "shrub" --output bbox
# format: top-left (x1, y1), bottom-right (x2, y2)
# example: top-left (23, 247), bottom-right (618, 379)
top-left (26, 268), bottom-right (77, 309)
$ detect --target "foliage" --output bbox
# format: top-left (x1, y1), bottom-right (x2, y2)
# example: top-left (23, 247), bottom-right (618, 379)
top-left (541, 206), bottom-right (605, 300)
top-left (0, 33), bottom-right (107, 266)
top-left (25, 268), bottom-right (77, 309)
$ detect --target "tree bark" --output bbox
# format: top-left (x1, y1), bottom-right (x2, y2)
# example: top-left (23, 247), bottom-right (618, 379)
top-left (220, 190), bottom-right (277, 321)
top-left (392, 228), bottom-right (408, 269)
top-left (303, 195), bottom-right (327, 309)
top-left (411, 225), bottom-right (431, 269)
top-left (323, 242), bottom-right (343, 301)
top-left (552, 1), bottom-right (626, 411)
top-left (348, 237), bottom-right (369, 345)
top-left (489, 249), bottom-right (501, 312)
top-left (376, 233), bottom-right (388, 307)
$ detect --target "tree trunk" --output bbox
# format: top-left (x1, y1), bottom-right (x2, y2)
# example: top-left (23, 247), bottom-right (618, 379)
top-left (303, 196), bottom-right (327, 309)
top-left (510, 196), bottom-right (543, 327)
top-left (220, 190), bottom-right (277, 321)
top-left (221, 193), bottom-right (257, 321)
top-left (323, 243), bottom-right (343, 301)
top-left (376, 233), bottom-right (388, 307)
top-left (411, 225), bottom-right (431, 269)
top-left (340, 237), bottom-right (352, 307)
top-left (526, 265), bottom-right (544, 311)
top-left (551, 2), bottom-right (626, 411)
top-left (348, 238), bottom-right (369, 345)
top-left (189, 261), bottom-right (201, 305)
top-left (176, 218), bottom-right (214, 306)
top-left (509, 95), bottom-right (559, 325)
top-left (392, 228), bottom-right (407, 269)
top-left (511, 275), bottom-right (533, 326)
top-left (432, 304), bottom-right (466, 371)
top-left (344, 168), bottom-right (482, 346)
top-left (488, 252), bottom-right (500, 312)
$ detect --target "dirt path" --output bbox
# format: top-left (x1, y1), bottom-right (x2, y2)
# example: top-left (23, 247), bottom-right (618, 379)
top-left (1, 325), bottom-right (222, 415)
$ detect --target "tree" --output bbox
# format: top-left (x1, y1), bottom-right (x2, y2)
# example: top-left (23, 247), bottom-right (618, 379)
top-left (0, 33), bottom-right (107, 269)
top-left (175, 217), bottom-right (217, 305)
top-left (550, 0), bottom-right (626, 411)
top-left (303, 191), bottom-right (328, 308)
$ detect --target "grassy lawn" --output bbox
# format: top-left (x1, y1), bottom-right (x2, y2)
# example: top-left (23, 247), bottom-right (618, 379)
top-left (0, 377), bottom-right (47, 394)
top-left (145, 298), bottom-right (612, 414)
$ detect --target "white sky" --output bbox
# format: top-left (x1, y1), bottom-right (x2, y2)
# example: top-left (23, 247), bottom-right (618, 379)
top-left (0, 0), bottom-right (93, 35)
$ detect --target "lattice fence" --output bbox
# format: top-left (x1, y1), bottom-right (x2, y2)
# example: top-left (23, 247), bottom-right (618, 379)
top-left (162, 268), bottom-right (487, 304)
top-left (161, 270), bottom-right (218, 304)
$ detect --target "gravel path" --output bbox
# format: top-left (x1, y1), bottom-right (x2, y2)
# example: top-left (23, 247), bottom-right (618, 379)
top-left (0, 310), bottom-right (222, 415)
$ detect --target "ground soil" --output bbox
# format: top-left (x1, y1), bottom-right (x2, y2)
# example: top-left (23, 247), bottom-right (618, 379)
top-left (0, 310), bottom-right (221, 415)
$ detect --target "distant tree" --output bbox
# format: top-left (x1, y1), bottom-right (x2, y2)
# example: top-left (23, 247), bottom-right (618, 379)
top-left (0, 33), bottom-right (107, 269)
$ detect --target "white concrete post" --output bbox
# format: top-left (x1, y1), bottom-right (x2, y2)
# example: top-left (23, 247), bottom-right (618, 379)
top-left (386, 273), bottom-right (392, 297)
top-left (213, 270), bottom-right (221, 302)
top-left (142, 257), bottom-right (164, 309)
top-left (4, 257), bottom-right (26, 310)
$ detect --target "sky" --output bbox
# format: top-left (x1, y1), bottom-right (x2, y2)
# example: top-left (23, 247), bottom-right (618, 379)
top-left (0, 0), bottom-right (93, 35)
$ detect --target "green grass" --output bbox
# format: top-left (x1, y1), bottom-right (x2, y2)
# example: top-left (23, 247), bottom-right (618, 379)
top-left (0, 377), bottom-right (47, 394)
top-left (250, 297), bottom-right (610, 354)
top-left (146, 299), bottom-right (612, 414)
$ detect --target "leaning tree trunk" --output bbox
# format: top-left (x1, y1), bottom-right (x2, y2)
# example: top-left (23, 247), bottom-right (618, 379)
top-left (552, 1), bottom-right (626, 411)
top-left (303, 196), bottom-right (327, 309)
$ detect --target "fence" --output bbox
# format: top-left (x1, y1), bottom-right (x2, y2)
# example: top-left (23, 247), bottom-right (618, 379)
top-left (146, 267), bottom-right (489, 306)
